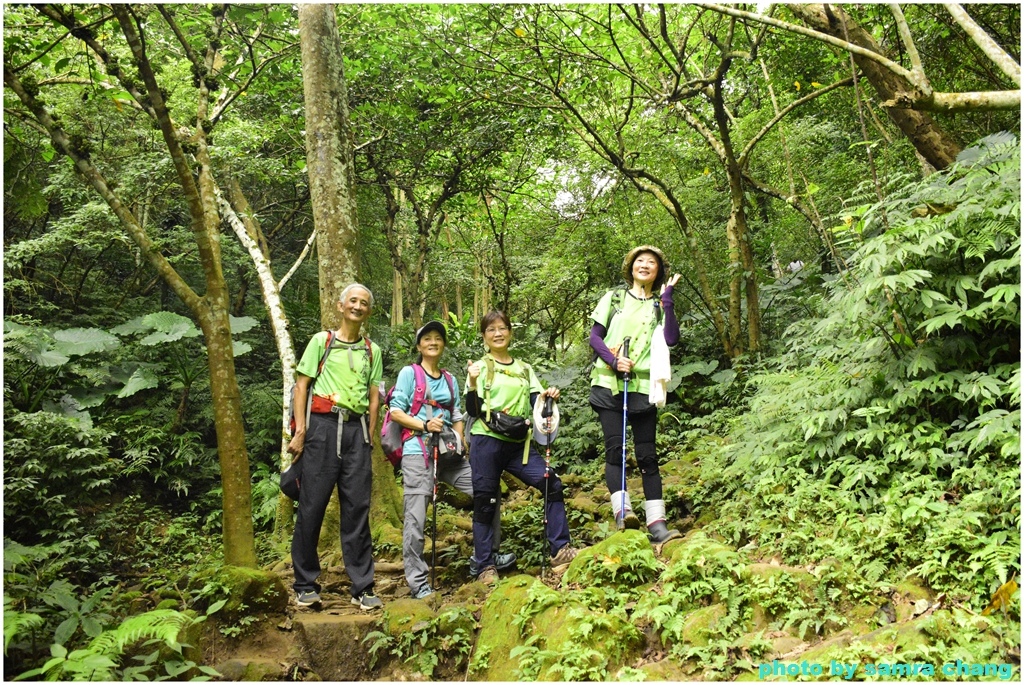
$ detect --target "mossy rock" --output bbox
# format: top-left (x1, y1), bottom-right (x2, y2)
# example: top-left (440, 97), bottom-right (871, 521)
top-left (471, 576), bottom-right (558, 680)
top-left (452, 582), bottom-right (490, 604)
top-left (439, 482), bottom-right (473, 509)
top-left (189, 566), bottom-right (288, 621)
top-left (383, 598), bottom-right (437, 637)
top-left (678, 604), bottom-right (727, 647)
top-left (893, 579), bottom-right (935, 621)
top-left (639, 655), bottom-right (697, 681)
top-left (472, 575), bottom-right (643, 681)
top-left (569, 493), bottom-right (602, 518)
top-left (214, 658), bottom-right (284, 681)
top-left (562, 529), bottom-right (660, 590)
top-left (661, 533), bottom-right (740, 592)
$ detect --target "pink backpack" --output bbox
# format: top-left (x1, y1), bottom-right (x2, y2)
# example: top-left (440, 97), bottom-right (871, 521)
top-left (380, 364), bottom-right (455, 468)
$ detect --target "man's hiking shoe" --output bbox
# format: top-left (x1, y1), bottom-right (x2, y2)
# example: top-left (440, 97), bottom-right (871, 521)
top-left (469, 553), bottom-right (517, 577)
top-left (616, 510), bottom-right (642, 531)
top-left (352, 591), bottom-right (383, 611)
top-left (550, 544), bottom-right (579, 570)
top-left (648, 521), bottom-right (682, 544)
top-left (295, 590), bottom-right (321, 607)
top-left (478, 566), bottom-right (499, 585)
top-left (412, 584), bottom-right (434, 600)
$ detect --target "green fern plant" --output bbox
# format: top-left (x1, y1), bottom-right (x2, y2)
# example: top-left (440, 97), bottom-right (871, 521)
top-left (15, 608), bottom-right (216, 681)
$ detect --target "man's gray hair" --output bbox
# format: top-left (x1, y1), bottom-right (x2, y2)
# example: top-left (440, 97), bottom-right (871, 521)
top-left (339, 283), bottom-right (374, 308)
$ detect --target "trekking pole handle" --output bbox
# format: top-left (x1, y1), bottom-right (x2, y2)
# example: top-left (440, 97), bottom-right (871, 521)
top-left (542, 395), bottom-right (554, 418)
top-left (621, 337), bottom-right (631, 383)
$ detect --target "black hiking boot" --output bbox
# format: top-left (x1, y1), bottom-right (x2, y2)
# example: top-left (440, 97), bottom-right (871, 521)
top-left (648, 521), bottom-right (682, 544)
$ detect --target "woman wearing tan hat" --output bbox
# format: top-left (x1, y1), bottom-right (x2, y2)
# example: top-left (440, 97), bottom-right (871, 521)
top-left (589, 246), bottom-right (682, 544)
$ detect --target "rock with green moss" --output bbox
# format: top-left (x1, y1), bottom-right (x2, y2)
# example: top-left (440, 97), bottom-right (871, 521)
top-left (383, 598), bottom-right (437, 637)
top-left (189, 566), bottom-right (288, 621)
top-left (214, 657), bottom-right (284, 681)
top-left (660, 534), bottom-right (741, 602)
top-left (562, 530), bottom-right (660, 590)
top-left (472, 575), bottom-right (644, 681)
top-left (679, 603), bottom-right (728, 647)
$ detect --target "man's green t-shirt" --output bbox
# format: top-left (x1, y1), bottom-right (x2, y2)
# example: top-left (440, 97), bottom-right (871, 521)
top-left (589, 289), bottom-right (660, 394)
top-left (467, 356), bottom-right (542, 443)
top-left (296, 332), bottom-right (383, 415)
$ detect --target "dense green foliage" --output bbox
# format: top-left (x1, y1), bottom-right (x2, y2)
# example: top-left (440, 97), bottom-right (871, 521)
top-left (697, 134), bottom-right (1020, 603)
top-left (3, 2), bottom-right (1020, 680)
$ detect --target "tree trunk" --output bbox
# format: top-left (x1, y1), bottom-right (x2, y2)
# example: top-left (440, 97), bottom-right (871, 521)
top-left (299, 3), bottom-right (361, 327)
top-left (198, 305), bottom-right (259, 567)
top-left (299, 3), bottom-right (402, 537)
top-left (218, 184), bottom-right (298, 542)
top-left (392, 269), bottom-right (404, 326)
top-left (6, 9), bottom-right (260, 568)
top-left (788, 3), bottom-right (962, 169)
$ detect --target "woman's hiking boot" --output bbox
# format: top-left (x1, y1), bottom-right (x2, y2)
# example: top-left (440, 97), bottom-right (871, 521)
top-left (647, 521), bottom-right (682, 544)
top-left (645, 500), bottom-right (681, 543)
top-left (611, 490), bottom-right (641, 530)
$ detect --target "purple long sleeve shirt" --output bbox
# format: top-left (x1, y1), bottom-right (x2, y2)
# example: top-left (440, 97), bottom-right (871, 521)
top-left (590, 287), bottom-right (680, 365)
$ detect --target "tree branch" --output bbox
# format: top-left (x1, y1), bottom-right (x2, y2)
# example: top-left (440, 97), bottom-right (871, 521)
top-left (4, 63), bottom-right (200, 311)
top-left (692, 2), bottom-right (917, 82)
top-left (887, 3), bottom-right (931, 95)
top-left (943, 3), bottom-right (1020, 86)
top-left (739, 76), bottom-right (854, 166)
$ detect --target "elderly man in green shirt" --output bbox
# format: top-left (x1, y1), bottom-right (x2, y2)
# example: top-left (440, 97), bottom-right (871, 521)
top-left (288, 284), bottom-right (384, 610)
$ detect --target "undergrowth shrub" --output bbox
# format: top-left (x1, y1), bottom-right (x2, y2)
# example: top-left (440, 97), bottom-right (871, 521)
top-left (698, 133), bottom-right (1021, 604)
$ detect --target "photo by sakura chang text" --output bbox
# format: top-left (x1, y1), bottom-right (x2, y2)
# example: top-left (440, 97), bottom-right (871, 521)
top-left (758, 659), bottom-right (1016, 681)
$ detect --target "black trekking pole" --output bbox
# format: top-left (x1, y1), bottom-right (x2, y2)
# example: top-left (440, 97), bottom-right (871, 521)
top-left (540, 394), bottom-right (554, 580)
top-left (430, 430), bottom-right (440, 592)
top-left (618, 337), bottom-right (631, 531)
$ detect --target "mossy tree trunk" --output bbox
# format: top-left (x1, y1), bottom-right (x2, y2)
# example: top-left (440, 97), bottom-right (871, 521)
top-left (299, 3), bottom-right (403, 543)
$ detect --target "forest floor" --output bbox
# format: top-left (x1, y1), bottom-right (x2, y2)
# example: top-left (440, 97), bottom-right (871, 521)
top-left (199, 453), bottom-right (1018, 681)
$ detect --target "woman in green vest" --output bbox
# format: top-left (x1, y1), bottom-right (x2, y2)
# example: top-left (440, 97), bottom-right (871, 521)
top-left (589, 246), bottom-right (682, 543)
top-left (465, 310), bottom-right (578, 583)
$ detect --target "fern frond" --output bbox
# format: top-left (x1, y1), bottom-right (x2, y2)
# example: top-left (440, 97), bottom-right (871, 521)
top-left (87, 609), bottom-right (198, 658)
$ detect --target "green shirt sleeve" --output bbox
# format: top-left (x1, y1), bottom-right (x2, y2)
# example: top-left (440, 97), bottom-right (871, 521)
top-left (369, 342), bottom-right (383, 389)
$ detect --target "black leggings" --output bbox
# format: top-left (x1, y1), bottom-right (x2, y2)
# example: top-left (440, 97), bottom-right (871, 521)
top-left (595, 405), bottom-right (662, 500)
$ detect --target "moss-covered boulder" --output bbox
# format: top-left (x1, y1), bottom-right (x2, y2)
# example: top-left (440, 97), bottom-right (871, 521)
top-left (639, 655), bottom-right (699, 682)
top-left (569, 493), bottom-right (602, 518)
top-left (383, 598), bottom-right (437, 637)
top-left (562, 529), bottom-right (660, 590)
top-left (189, 566), bottom-right (288, 621)
top-left (678, 603), bottom-right (727, 647)
top-left (471, 575), bottom-right (643, 681)
top-left (659, 533), bottom-right (741, 604)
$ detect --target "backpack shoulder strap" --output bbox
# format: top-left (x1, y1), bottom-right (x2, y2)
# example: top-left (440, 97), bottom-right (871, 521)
top-left (409, 363), bottom-right (428, 416)
top-left (440, 370), bottom-right (456, 410)
top-left (483, 355), bottom-right (496, 422)
top-left (604, 286), bottom-right (629, 330)
top-left (362, 337), bottom-right (374, 388)
top-left (312, 330), bottom-right (336, 382)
